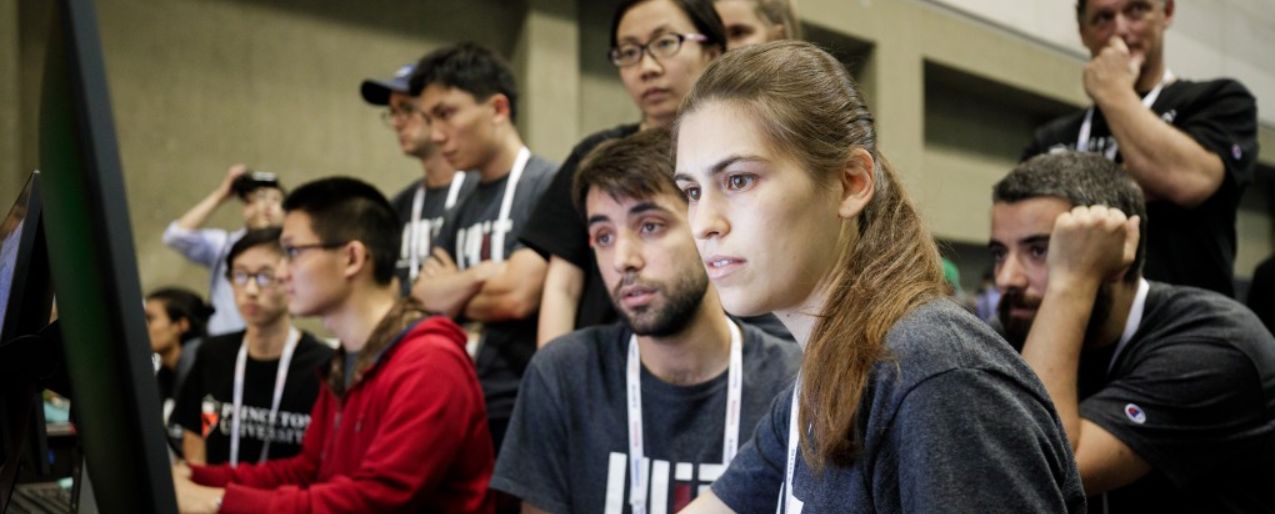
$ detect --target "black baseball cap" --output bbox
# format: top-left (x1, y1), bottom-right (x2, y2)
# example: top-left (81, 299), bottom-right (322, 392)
top-left (360, 63), bottom-right (416, 106)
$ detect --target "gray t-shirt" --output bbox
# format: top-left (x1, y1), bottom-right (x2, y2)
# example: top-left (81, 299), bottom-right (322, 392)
top-left (390, 175), bottom-right (479, 298)
top-left (431, 154), bottom-right (557, 425)
top-left (713, 299), bottom-right (1087, 513)
top-left (491, 322), bottom-right (801, 514)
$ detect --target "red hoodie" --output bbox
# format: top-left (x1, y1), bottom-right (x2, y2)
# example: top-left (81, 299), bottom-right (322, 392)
top-left (190, 305), bottom-right (494, 514)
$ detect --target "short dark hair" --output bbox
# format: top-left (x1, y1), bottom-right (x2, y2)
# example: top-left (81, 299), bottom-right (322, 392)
top-left (572, 127), bottom-right (680, 216)
top-left (609, 0), bottom-right (727, 54)
top-left (408, 42), bottom-right (519, 123)
top-left (145, 287), bottom-right (213, 344)
top-left (282, 177), bottom-right (400, 285)
top-left (226, 227), bottom-right (283, 276)
top-left (993, 152), bottom-right (1147, 282)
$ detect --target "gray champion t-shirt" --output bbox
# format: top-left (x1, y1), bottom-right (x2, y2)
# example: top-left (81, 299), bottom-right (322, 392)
top-left (712, 299), bottom-right (1087, 514)
top-left (491, 322), bottom-right (801, 514)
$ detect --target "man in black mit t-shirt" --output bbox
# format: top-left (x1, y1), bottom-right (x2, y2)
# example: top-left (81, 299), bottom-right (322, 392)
top-left (1021, 0), bottom-right (1258, 297)
top-left (989, 152), bottom-right (1275, 513)
top-left (174, 227), bottom-right (332, 466)
top-left (408, 43), bottom-right (557, 453)
top-left (492, 129), bottom-right (800, 514)
top-left (360, 62), bottom-right (477, 298)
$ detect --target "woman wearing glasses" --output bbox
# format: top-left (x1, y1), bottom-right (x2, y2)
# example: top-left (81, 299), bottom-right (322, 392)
top-left (520, 0), bottom-right (726, 344)
top-left (675, 42), bottom-right (1087, 513)
top-left (171, 227), bottom-right (333, 466)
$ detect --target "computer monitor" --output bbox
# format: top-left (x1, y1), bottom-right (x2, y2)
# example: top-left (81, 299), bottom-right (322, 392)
top-left (1, 0), bottom-right (179, 511)
top-left (0, 171), bottom-right (57, 512)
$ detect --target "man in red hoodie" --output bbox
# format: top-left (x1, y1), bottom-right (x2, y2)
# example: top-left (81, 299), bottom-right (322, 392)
top-left (172, 176), bottom-right (494, 513)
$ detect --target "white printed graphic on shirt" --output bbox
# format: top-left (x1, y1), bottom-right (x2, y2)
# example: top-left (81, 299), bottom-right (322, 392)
top-left (603, 452), bottom-right (725, 514)
top-left (455, 219), bottom-right (515, 269)
top-left (199, 395), bottom-right (310, 445)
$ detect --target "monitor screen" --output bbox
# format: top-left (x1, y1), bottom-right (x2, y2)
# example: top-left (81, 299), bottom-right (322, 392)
top-left (0, 174), bottom-right (34, 339)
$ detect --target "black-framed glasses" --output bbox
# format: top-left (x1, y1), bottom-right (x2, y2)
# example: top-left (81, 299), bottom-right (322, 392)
top-left (380, 104), bottom-right (419, 126)
top-left (228, 269), bottom-right (279, 289)
top-left (281, 241), bottom-right (349, 261)
top-left (610, 33), bottom-right (708, 67)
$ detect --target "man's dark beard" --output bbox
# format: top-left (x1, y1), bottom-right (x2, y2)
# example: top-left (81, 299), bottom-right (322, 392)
top-left (998, 288), bottom-right (1037, 351)
top-left (612, 268), bottom-right (709, 338)
top-left (998, 284), bottom-right (1114, 351)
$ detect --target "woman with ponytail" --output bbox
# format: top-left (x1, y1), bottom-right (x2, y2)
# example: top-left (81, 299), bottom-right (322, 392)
top-left (674, 41), bottom-right (1086, 513)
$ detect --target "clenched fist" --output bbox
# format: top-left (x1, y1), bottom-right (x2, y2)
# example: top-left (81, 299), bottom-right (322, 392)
top-left (1047, 205), bottom-right (1141, 287)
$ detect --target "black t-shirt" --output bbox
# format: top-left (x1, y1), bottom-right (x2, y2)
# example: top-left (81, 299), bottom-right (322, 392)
top-left (390, 175), bottom-right (479, 298)
top-left (520, 123), bottom-right (641, 330)
top-left (431, 155), bottom-right (557, 427)
top-left (1022, 79), bottom-right (1259, 297)
top-left (1077, 281), bottom-right (1275, 513)
top-left (712, 299), bottom-right (1086, 513)
top-left (491, 322), bottom-right (801, 514)
top-left (173, 329), bottom-right (333, 465)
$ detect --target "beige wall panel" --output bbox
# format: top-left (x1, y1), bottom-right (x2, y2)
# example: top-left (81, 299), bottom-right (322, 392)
top-left (55, 0), bottom-right (523, 297)
top-left (1, 0), bottom-right (18, 197)
top-left (1236, 203), bottom-right (1273, 280)
top-left (516, 0), bottom-right (580, 163)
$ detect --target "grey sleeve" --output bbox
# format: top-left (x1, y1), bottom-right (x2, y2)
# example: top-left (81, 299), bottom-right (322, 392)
top-left (710, 383), bottom-right (791, 514)
top-left (889, 369), bottom-right (1084, 514)
top-left (489, 356), bottom-right (572, 514)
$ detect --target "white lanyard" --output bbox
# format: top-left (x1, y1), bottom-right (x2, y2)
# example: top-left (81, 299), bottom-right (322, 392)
top-left (775, 377), bottom-right (804, 514)
top-left (491, 146), bottom-right (531, 263)
top-left (1077, 69), bottom-right (1174, 160)
top-left (627, 319), bottom-right (743, 514)
top-left (1108, 278), bottom-right (1150, 374)
top-left (407, 173), bottom-right (466, 282)
top-left (230, 327), bottom-right (300, 467)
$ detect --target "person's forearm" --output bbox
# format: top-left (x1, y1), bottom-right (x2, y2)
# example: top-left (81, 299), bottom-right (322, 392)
top-left (176, 187), bottom-right (232, 230)
top-left (677, 491), bottom-right (736, 514)
top-left (536, 257), bottom-right (584, 346)
top-left (1019, 276), bottom-right (1101, 448)
top-left (182, 430), bottom-right (207, 465)
top-left (1098, 91), bottom-right (1224, 207)
top-left (465, 251), bottom-right (546, 323)
top-left (415, 264), bottom-right (497, 318)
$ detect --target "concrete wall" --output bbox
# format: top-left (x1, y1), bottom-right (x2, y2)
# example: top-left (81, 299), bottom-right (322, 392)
top-left (927, 0), bottom-right (1275, 127)
top-left (4, 0), bottom-right (1271, 302)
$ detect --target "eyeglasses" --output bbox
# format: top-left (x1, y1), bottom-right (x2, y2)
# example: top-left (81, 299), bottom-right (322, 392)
top-left (229, 269), bottom-right (279, 289)
top-left (610, 33), bottom-right (708, 67)
top-left (380, 104), bottom-right (420, 126)
top-left (281, 241), bottom-right (349, 261)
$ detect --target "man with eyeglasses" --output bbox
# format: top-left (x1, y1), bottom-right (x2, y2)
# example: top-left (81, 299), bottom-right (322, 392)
top-left (171, 177), bottom-right (494, 513)
top-left (1021, 0), bottom-right (1258, 298)
top-left (521, 0), bottom-right (739, 348)
top-left (172, 227), bottom-right (332, 467)
top-left (361, 62), bottom-right (477, 299)
top-left (163, 164), bottom-right (286, 336)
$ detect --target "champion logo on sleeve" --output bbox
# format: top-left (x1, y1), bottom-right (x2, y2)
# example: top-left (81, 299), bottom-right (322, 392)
top-left (1232, 143), bottom-right (1243, 161)
top-left (1124, 403), bottom-right (1147, 424)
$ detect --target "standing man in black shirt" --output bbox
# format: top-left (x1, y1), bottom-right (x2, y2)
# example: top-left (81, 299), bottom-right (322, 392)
top-left (360, 62), bottom-right (478, 298)
top-left (990, 152), bottom-right (1275, 513)
top-left (409, 43), bottom-right (558, 453)
top-left (174, 227), bottom-right (333, 466)
top-left (1021, 0), bottom-right (1258, 297)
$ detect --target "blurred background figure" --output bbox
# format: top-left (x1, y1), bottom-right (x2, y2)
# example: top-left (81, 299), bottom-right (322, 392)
top-left (713, 0), bottom-right (801, 49)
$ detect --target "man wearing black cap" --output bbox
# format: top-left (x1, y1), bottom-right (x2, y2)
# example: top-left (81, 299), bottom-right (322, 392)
top-left (164, 165), bottom-right (285, 336)
top-left (361, 63), bottom-right (477, 299)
